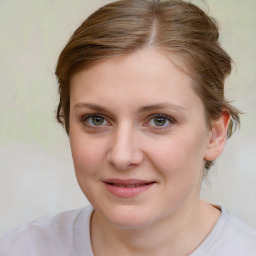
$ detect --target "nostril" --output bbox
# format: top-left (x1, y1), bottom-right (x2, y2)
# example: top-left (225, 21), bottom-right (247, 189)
top-left (108, 152), bottom-right (143, 171)
top-left (107, 133), bottom-right (144, 170)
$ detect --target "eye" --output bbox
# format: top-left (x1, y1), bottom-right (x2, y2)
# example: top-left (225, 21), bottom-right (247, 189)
top-left (147, 114), bottom-right (174, 127)
top-left (82, 114), bottom-right (108, 127)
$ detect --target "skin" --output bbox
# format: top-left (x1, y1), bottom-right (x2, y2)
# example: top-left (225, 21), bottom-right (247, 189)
top-left (69, 47), bottom-right (230, 256)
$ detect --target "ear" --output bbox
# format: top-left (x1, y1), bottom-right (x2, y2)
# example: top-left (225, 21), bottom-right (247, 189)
top-left (204, 112), bottom-right (231, 162)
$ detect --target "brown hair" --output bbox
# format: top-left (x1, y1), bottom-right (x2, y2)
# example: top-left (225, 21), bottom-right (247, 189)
top-left (55, 0), bottom-right (240, 170)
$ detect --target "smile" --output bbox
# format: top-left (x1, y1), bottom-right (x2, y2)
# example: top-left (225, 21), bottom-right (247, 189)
top-left (108, 183), bottom-right (151, 188)
top-left (103, 179), bottom-right (156, 198)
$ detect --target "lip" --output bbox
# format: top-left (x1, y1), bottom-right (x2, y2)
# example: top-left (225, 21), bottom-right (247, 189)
top-left (103, 179), bottom-right (156, 198)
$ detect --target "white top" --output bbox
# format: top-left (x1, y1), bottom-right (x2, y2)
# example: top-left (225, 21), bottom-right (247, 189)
top-left (1, 205), bottom-right (256, 256)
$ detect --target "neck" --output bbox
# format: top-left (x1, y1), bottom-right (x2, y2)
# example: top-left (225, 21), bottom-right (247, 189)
top-left (91, 199), bottom-right (220, 256)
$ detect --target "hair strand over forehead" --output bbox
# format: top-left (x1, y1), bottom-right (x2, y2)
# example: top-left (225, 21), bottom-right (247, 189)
top-left (55, 0), bottom-right (241, 171)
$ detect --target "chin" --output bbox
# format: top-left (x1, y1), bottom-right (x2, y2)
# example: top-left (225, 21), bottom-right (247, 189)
top-left (103, 205), bottom-right (156, 230)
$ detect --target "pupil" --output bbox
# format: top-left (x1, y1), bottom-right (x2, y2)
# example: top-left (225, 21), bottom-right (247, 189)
top-left (154, 117), bottom-right (166, 126)
top-left (92, 116), bottom-right (104, 125)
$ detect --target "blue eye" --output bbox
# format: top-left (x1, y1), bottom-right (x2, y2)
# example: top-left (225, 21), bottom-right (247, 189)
top-left (82, 115), bottom-right (107, 126)
top-left (148, 115), bottom-right (173, 127)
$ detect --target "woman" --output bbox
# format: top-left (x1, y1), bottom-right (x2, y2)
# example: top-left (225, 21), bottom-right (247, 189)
top-left (1, 0), bottom-right (255, 255)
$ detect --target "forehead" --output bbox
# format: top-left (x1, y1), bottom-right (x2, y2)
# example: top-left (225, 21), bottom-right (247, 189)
top-left (70, 47), bottom-right (203, 114)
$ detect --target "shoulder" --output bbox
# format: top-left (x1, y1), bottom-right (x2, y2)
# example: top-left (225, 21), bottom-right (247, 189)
top-left (0, 205), bottom-right (93, 256)
top-left (220, 209), bottom-right (256, 251)
top-left (193, 206), bottom-right (256, 256)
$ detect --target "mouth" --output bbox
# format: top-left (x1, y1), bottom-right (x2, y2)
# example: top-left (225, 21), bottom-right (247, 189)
top-left (103, 179), bottom-right (156, 198)
top-left (105, 182), bottom-right (155, 188)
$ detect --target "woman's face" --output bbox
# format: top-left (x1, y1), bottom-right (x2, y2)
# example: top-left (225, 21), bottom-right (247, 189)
top-left (69, 48), bottom-right (213, 229)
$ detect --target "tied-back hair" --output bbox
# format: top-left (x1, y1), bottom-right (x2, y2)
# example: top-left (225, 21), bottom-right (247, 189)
top-left (55, 0), bottom-right (240, 171)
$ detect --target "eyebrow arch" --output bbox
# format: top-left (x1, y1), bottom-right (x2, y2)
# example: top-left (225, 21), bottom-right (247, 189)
top-left (138, 103), bottom-right (186, 113)
top-left (73, 103), bottom-right (108, 112)
top-left (73, 102), bottom-right (186, 113)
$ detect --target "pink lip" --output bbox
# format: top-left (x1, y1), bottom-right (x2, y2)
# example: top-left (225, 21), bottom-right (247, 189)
top-left (103, 179), bottom-right (156, 198)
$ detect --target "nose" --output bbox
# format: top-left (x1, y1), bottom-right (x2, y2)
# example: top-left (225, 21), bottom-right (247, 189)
top-left (107, 126), bottom-right (144, 171)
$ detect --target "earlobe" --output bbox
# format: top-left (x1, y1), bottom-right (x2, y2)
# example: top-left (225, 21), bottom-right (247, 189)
top-left (204, 112), bottom-right (231, 161)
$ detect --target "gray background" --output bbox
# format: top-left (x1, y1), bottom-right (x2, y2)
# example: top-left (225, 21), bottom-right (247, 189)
top-left (0, 0), bottom-right (255, 235)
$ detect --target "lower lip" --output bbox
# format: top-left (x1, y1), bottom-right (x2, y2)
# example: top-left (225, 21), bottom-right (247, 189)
top-left (104, 183), bottom-right (154, 198)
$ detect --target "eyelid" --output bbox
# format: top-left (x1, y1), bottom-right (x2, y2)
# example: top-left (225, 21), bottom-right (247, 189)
top-left (145, 113), bottom-right (176, 127)
top-left (80, 113), bottom-right (110, 127)
top-left (81, 113), bottom-right (104, 122)
top-left (80, 113), bottom-right (175, 128)
top-left (147, 113), bottom-right (176, 122)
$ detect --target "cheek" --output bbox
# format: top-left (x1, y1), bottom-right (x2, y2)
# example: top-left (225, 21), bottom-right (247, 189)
top-left (69, 134), bottom-right (107, 177)
top-left (148, 133), bottom-right (207, 176)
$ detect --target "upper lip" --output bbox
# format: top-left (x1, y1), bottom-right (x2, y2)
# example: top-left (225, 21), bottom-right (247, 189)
top-left (103, 179), bottom-right (156, 185)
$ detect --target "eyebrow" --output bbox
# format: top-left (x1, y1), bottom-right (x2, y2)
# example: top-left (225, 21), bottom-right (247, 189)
top-left (74, 103), bottom-right (107, 112)
top-left (73, 102), bottom-right (186, 113)
top-left (137, 103), bottom-right (186, 113)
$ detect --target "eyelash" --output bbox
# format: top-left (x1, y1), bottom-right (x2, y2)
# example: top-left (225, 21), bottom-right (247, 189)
top-left (80, 113), bottom-right (176, 129)
top-left (81, 114), bottom-right (109, 127)
top-left (146, 114), bottom-right (176, 128)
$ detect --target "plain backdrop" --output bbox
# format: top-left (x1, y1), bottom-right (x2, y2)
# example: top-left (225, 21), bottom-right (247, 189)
top-left (0, 0), bottom-right (256, 236)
